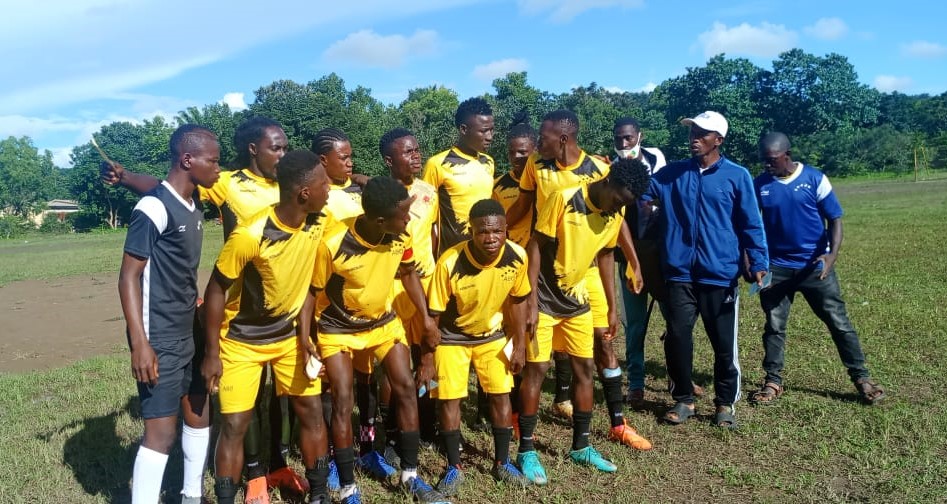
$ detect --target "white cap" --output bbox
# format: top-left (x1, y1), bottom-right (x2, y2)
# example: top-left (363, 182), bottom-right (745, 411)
top-left (681, 111), bottom-right (728, 138)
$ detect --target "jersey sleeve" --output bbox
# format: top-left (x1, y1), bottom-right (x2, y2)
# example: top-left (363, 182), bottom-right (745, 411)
top-left (518, 154), bottom-right (539, 192)
top-left (815, 173), bottom-right (844, 220)
top-left (399, 232), bottom-right (415, 266)
top-left (422, 157), bottom-right (442, 189)
top-left (604, 208), bottom-right (624, 249)
top-left (426, 254), bottom-right (452, 315)
top-left (510, 248), bottom-right (531, 298)
top-left (198, 173), bottom-right (228, 207)
top-left (533, 190), bottom-right (564, 240)
top-left (310, 240), bottom-right (333, 291)
top-left (214, 225), bottom-right (259, 281)
top-left (123, 196), bottom-right (167, 259)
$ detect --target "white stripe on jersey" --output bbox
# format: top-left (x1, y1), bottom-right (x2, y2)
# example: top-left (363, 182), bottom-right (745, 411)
top-left (815, 174), bottom-right (833, 202)
top-left (134, 196), bottom-right (169, 234)
top-left (142, 259), bottom-right (151, 341)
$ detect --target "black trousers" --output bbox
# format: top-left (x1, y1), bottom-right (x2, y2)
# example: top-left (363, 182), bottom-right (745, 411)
top-left (664, 281), bottom-right (741, 407)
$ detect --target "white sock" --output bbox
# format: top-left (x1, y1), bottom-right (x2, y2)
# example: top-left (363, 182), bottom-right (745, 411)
top-left (132, 445), bottom-right (169, 504)
top-left (400, 468), bottom-right (418, 484)
top-left (340, 483), bottom-right (358, 499)
top-left (181, 425), bottom-right (210, 498)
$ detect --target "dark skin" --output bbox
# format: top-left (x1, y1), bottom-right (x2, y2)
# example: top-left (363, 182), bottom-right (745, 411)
top-left (507, 136), bottom-right (534, 178)
top-left (455, 114), bottom-right (494, 157)
top-left (316, 198), bottom-right (438, 453)
top-left (425, 214), bottom-right (526, 435)
top-left (613, 124), bottom-right (642, 156)
top-left (384, 134), bottom-right (438, 259)
top-left (118, 133), bottom-right (221, 453)
top-left (760, 146), bottom-right (843, 280)
top-left (201, 163), bottom-right (331, 482)
top-left (101, 126), bottom-right (288, 192)
top-left (320, 140), bottom-right (354, 186)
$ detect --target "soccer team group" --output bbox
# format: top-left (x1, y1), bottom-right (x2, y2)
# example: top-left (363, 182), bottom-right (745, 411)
top-left (109, 97), bottom-right (886, 504)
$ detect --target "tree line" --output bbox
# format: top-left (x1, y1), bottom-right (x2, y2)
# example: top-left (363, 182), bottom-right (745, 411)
top-left (2, 49), bottom-right (945, 232)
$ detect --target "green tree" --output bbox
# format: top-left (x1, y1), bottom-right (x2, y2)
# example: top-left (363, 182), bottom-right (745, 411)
top-left (176, 103), bottom-right (243, 168)
top-left (0, 136), bottom-right (59, 218)
top-left (396, 85), bottom-right (459, 160)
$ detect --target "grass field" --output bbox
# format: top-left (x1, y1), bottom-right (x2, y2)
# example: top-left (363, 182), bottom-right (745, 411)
top-left (1, 176), bottom-right (946, 503)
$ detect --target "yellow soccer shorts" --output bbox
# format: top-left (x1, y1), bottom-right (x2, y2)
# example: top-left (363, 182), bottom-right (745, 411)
top-left (218, 336), bottom-right (321, 414)
top-left (435, 337), bottom-right (513, 400)
top-left (392, 274), bottom-right (433, 346)
top-left (318, 318), bottom-right (408, 375)
top-left (585, 265), bottom-right (608, 329)
top-left (527, 310), bottom-right (594, 362)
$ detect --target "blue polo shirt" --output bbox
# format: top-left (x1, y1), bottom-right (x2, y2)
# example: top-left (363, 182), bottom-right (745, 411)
top-left (754, 163), bottom-right (843, 269)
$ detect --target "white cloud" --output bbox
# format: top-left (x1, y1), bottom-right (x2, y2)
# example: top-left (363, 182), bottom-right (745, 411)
top-left (804, 17), bottom-right (848, 40)
top-left (220, 92), bottom-right (248, 111)
top-left (603, 81), bottom-right (656, 94)
top-left (0, 1), bottom-right (484, 115)
top-left (604, 86), bottom-right (625, 93)
top-left (873, 75), bottom-right (913, 93)
top-left (638, 82), bottom-right (657, 93)
top-left (323, 29), bottom-right (439, 68)
top-left (901, 41), bottom-right (947, 58)
top-left (696, 21), bottom-right (797, 58)
top-left (518, 0), bottom-right (644, 23)
top-left (472, 59), bottom-right (530, 81)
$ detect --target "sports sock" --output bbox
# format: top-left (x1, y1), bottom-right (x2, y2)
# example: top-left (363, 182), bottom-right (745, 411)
top-left (380, 402), bottom-right (399, 452)
top-left (441, 429), bottom-right (462, 467)
top-left (356, 380), bottom-right (377, 455)
top-left (306, 456), bottom-right (330, 501)
top-left (601, 372), bottom-right (626, 428)
top-left (572, 410), bottom-right (592, 451)
top-left (553, 354), bottom-right (572, 403)
top-left (492, 426), bottom-right (512, 465)
top-left (132, 445), bottom-right (168, 504)
top-left (517, 414), bottom-right (538, 453)
top-left (181, 425), bottom-right (210, 499)
top-left (214, 476), bottom-right (237, 504)
top-left (335, 446), bottom-right (357, 487)
top-left (399, 430), bottom-right (421, 471)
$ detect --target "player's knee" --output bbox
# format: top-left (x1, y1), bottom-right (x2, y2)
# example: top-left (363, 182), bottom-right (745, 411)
top-left (218, 411), bottom-right (252, 440)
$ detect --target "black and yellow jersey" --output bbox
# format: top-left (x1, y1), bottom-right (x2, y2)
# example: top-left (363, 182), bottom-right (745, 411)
top-left (214, 206), bottom-right (329, 344)
top-left (199, 168), bottom-right (279, 237)
top-left (405, 179), bottom-right (438, 278)
top-left (312, 219), bottom-right (415, 334)
top-left (325, 178), bottom-right (364, 224)
top-left (492, 171), bottom-right (531, 247)
top-left (422, 147), bottom-right (495, 253)
top-left (533, 185), bottom-right (623, 318)
top-left (428, 240), bottom-right (530, 345)
top-left (518, 151), bottom-right (610, 210)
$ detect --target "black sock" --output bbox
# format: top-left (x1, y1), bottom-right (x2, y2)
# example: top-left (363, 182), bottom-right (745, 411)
top-left (268, 393), bottom-right (288, 469)
top-left (492, 425), bottom-right (512, 465)
top-left (214, 477), bottom-right (237, 504)
top-left (554, 354), bottom-right (572, 403)
top-left (601, 375), bottom-right (625, 428)
top-left (306, 456), bottom-right (330, 501)
top-left (356, 380), bottom-right (377, 455)
top-left (334, 446), bottom-right (356, 487)
top-left (572, 410), bottom-right (592, 450)
top-left (418, 394), bottom-right (437, 442)
top-left (517, 414), bottom-right (538, 453)
top-left (381, 402), bottom-right (399, 451)
top-left (441, 429), bottom-right (462, 467)
top-left (400, 430), bottom-right (420, 470)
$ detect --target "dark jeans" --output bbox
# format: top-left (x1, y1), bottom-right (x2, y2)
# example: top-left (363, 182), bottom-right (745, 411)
top-left (664, 282), bottom-right (741, 407)
top-left (759, 265), bottom-right (869, 385)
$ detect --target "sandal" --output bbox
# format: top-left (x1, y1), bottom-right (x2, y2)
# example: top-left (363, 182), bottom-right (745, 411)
top-left (662, 402), bottom-right (695, 425)
top-left (713, 405), bottom-right (737, 429)
top-left (749, 382), bottom-right (783, 405)
top-left (854, 378), bottom-right (886, 405)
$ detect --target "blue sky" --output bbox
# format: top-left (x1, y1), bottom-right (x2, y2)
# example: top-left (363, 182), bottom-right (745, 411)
top-left (2, 0), bottom-right (945, 167)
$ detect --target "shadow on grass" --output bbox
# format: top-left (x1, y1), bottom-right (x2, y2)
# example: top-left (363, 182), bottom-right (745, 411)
top-left (42, 395), bottom-right (191, 504)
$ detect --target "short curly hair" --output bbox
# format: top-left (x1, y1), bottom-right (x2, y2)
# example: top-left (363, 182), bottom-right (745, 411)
top-left (469, 198), bottom-right (505, 221)
top-left (233, 116), bottom-right (281, 167)
top-left (454, 97), bottom-right (493, 127)
top-left (379, 127), bottom-right (416, 157)
top-left (361, 176), bottom-right (409, 219)
top-left (608, 157), bottom-right (651, 198)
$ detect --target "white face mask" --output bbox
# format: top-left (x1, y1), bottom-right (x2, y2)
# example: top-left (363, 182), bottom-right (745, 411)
top-left (615, 133), bottom-right (641, 159)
